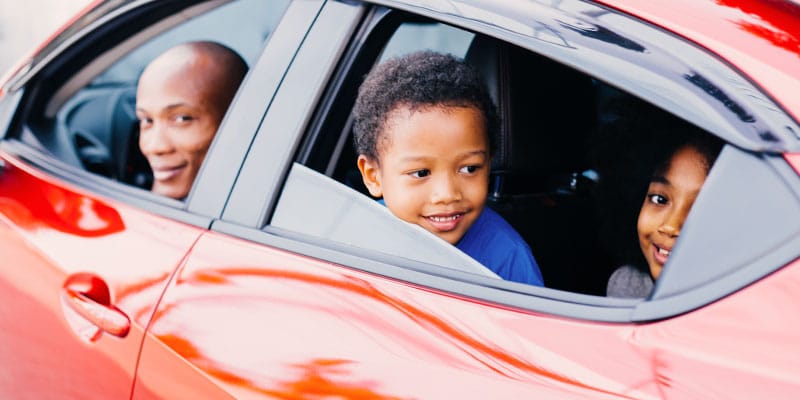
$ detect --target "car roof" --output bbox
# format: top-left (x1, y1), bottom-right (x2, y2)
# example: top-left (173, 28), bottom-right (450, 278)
top-left (594, 0), bottom-right (800, 123)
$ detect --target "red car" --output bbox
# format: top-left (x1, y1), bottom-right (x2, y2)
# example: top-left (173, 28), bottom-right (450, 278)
top-left (1, 0), bottom-right (799, 398)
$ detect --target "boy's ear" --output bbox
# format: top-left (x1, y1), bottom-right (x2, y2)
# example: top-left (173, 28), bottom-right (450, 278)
top-left (357, 155), bottom-right (383, 198)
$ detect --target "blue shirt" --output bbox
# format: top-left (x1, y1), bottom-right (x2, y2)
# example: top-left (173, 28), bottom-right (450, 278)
top-left (377, 200), bottom-right (543, 286)
top-left (456, 207), bottom-right (543, 286)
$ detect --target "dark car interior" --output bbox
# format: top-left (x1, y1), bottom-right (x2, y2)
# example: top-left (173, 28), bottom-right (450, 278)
top-left (463, 36), bottom-right (614, 295)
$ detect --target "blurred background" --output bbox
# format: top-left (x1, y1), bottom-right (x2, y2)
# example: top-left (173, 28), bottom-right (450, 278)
top-left (0, 0), bottom-right (91, 74)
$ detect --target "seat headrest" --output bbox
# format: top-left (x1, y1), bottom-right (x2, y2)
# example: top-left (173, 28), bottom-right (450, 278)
top-left (465, 35), bottom-right (596, 197)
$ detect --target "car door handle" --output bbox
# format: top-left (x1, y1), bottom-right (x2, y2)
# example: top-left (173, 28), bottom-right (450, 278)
top-left (61, 272), bottom-right (130, 338)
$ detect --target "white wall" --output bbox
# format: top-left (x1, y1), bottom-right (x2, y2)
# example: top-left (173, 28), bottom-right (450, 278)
top-left (0, 0), bottom-right (91, 74)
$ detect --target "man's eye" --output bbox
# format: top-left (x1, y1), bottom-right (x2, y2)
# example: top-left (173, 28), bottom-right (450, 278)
top-left (459, 165), bottom-right (480, 174)
top-left (648, 194), bottom-right (668, 205)
top-left (410, 169), bottom-right (431, 178)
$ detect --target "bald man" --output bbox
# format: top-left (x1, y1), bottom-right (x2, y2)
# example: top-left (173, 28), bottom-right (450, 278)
top-left (135, 41), bottom-right (248, 200)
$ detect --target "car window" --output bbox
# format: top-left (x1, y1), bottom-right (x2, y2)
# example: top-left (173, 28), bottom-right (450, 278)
top-left (270, 17), bottom-right (500, 278)
top-left (91, 0), bottom-right (285, 87)
top-left (379, 22), bottom-right (474, 61)
top-left (15, 0), bottom-right (290, 194)
top-left (276, 6), bottom-right (735, 296)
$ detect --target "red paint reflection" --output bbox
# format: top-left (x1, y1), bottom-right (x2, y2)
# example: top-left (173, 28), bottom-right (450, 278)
top-left (148, 266), bottom-right (619, 397)
top-left (716, 0), bottom-right (800, 57)
top-left (0, 159), bottom-right (124, 237)
top-left (267, 359), bottom-right (409, 400)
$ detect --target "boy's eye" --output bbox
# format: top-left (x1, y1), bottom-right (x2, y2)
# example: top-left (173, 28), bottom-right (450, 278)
top-left (647, 194), bottom-right (668, 205)
top-left (409, 169), bottom-right (431, 178)
top-left (459, 165), bottom-right (480, 174)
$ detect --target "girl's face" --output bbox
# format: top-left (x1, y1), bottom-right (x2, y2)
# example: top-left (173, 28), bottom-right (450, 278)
top-left (637, 145), bottom-right (709, 280)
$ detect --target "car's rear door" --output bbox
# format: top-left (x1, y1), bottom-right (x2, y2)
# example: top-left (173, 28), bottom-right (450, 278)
top-left (134, 0), bottom-right (800, 399)
top-left (131, 1), bottom-right (654, 399)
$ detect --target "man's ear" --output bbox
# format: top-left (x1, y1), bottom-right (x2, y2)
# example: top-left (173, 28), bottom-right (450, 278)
top-left (357, 155), bottom-right (383, 198)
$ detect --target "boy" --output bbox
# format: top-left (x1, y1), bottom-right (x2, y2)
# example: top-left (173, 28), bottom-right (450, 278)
top-left (352, 50), bottom-right (543, 286)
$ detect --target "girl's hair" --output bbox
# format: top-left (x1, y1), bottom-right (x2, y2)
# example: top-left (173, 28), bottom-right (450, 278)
top-left (652, 129), bottom-right (724, 177)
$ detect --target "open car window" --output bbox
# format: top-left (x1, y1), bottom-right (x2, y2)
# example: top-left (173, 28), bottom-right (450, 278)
top-left (14, 0), bottom-right (290, 197)
top-left (269, 18), bottom-right (501, 279)
top-left (274, 8), bottom-right (735, 296)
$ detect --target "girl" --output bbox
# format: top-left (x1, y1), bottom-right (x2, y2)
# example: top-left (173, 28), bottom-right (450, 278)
top-left (606, 129), bottom-right (723, 298)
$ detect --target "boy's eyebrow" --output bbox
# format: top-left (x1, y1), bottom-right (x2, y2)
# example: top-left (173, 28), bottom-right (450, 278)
top-left (399, 155), bottom-right (432, 162)
top-left (399, 150), bottom-right (488, 162)
top-left (456, 150), bottom-right (489, 162)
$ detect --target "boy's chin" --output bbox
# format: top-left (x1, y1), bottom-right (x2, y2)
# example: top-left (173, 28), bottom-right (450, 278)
top-left (428, 225), bottom-right (468, 245)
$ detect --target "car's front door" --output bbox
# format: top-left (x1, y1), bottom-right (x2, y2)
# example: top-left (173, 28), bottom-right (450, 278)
top-left (0, 0), bottom-right (283, 397)
top-left (0, 143), bottom-right (209, 399)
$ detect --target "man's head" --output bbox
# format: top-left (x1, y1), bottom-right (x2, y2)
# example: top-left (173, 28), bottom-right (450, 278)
top-left (352, 51), bottom-right (498, 244)
top-left (136, 41), bottom-right (247, 199)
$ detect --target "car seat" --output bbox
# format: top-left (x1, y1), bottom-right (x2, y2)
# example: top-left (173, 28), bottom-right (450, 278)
top-left (464, 35), bottom-right (615, 294)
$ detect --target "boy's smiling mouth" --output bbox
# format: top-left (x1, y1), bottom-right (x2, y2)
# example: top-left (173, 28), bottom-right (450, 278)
top-left (424, 212), bottom-right (466, 232)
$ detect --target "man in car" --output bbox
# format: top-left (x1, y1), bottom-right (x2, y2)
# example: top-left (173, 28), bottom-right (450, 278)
top-left (135, 41), bottom-right (248, 200)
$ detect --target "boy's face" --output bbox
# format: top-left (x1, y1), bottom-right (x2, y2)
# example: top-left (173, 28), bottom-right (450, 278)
top-left (358, 105), bottom-right (490, 245)
top-left (637, 145), bottom-right (708, 280)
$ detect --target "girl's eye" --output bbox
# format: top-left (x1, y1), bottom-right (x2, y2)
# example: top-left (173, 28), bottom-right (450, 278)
top-left (138, 118), bottom-right (152, 129)
top-left (174, 115), bottom-right (194, 123)
top-left (410, 169), bottom-right (431, 178)
top-left (647, 194), bottom-right (668, 205)
top-left (459, 165), bottom-right (480, 174)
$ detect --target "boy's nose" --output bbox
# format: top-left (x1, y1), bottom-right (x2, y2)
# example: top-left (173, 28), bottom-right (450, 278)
top-left (431, 173), bottom-right (462, 204)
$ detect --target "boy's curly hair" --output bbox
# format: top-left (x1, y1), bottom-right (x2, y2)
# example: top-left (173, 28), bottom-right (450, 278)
top-left (352, 50), bottom-right (499, 161)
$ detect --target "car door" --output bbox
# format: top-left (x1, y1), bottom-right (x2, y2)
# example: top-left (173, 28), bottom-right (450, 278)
top-left (136, 0), bottom-right (800, 399)
top-left (0, 143), bottom-right (208, 400)
top-left (0, 0), bottom-right (289, 398)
